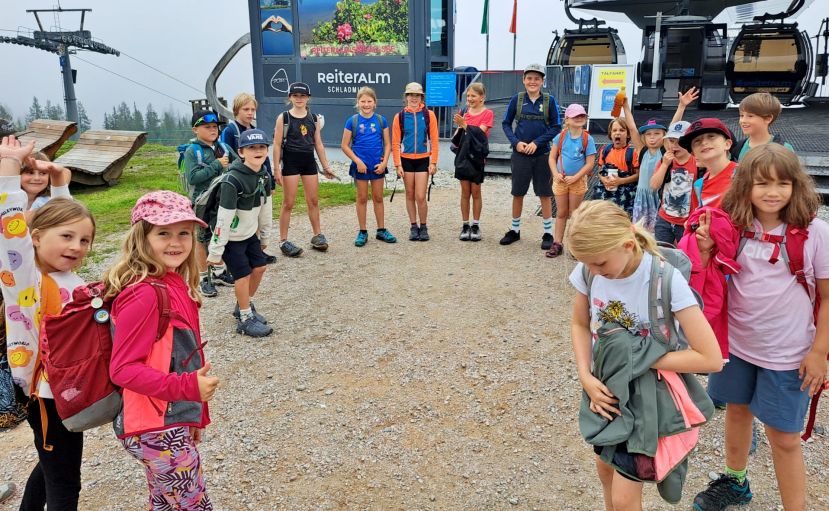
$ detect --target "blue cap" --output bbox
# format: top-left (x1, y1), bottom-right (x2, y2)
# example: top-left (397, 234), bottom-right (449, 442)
top-left (239, 129), bottom-right (268, 148)
top-left (638, 119), bottom-right (667, 134)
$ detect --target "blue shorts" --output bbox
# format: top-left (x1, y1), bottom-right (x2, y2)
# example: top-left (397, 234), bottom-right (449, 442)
top-left (708, 354), bottom-right (811, 433)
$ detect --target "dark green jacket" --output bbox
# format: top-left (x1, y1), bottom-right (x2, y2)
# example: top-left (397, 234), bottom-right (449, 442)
top-left (184, 138), bottom-right (238, 200)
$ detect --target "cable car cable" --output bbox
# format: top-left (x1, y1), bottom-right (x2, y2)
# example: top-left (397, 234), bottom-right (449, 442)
top-left (72, 54), bottom-right (190, 106)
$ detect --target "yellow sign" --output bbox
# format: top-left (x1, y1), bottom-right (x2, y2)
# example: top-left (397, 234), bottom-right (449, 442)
top-left (598, 68), bottom-right (627, 88)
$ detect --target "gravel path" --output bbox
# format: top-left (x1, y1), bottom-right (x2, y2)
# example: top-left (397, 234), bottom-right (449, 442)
top-left (1, 173), bottom-right (827, 510)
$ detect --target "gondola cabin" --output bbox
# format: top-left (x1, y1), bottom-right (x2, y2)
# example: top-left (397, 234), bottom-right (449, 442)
top-left (547, 27), bottom-right (626, 66)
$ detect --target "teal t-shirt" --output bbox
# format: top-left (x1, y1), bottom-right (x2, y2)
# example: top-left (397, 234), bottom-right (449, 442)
top-left (737, 138), bottom-right (795, 162)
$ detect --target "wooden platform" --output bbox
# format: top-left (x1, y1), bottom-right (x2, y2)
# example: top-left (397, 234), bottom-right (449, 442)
top-left (15, 119), bottom-right (78, 160)
top-left (54, 130), bottom-right (147, 186)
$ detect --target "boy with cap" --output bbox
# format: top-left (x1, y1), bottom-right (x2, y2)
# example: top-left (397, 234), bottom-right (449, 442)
top-left (184, 110), bottom-right (238, 297)
top-left (650, 121), bottom-right (698, 244)
top-left (207, 129), bottom-right (274, 337)
top-left (500, 63), bottom-right (561, 249)
top-left (679, 118), bottom-right (738, 213)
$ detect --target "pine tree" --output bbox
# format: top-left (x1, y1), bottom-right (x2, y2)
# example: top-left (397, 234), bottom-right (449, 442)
top-left (145, 103), bottom-right (160, 141)
top-left (77, 102), bottom-right (92, 132)
top-left (26, 97), bottom-right (44, 123)
top-left (43, 100), bottom-right (65, 121)
top-left (132, 103), bottom-right (144, 131)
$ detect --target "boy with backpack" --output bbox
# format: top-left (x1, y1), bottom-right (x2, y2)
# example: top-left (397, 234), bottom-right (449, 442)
top-left (207, 129), bottom-right (274, 337)
top-left (182, 110), bottom-right (237, 297)
top-left (731, 92), bottom-right (794, 162)
top-left (500, 63), bottom-right (561, 250)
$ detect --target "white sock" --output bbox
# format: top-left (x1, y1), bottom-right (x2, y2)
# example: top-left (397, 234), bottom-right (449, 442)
top-left (239, 307), bottom-right (253, 321)
top-left (511, 217), bottom-right (521, 233)
top-left (543, 217), bottom-right (553, 235)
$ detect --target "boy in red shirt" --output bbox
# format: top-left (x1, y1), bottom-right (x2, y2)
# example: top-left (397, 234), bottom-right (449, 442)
top-left (679, 118), bottom-right (737, 213)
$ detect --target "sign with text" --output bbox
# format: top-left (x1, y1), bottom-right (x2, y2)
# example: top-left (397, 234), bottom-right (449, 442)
top-left (587, 64), bottom-right (635, 119)
top-left (302, 62), bottom-right (409, 99)
top-left (425, 72), bottom-right (457, 107)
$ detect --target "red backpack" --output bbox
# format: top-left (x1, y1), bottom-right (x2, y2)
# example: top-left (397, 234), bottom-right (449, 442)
top-left (738, 224), bottom-right (824, 440)
top-left (38, 277), bottom-right (170, 435)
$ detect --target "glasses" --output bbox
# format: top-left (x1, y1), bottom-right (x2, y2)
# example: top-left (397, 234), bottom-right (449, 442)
top-left (194, 113), bottom-right (219, 126)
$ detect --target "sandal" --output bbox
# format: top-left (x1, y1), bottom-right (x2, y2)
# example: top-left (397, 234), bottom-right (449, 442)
top-left (545, 242), bottom-right (564, 258)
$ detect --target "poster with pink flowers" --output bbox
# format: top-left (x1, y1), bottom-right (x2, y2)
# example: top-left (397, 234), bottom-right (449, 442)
top-left (299, 0), bottom-right (409, 58)
top-left (260, 0), bottom-right (294, 56)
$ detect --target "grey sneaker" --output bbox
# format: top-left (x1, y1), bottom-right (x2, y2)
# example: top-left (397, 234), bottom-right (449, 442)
top-left (418, 225), bottom-right (430, 241)
top-left (469, 224), bottom-right (481, 241)
top-left (0, 482), bottom-right (15, 504)
top-left (693, 474), bottom-right (752, 511)
top-left (280, 240), bottom-right (303, 257)
top-left (459, 224), bottom-right (471, 241)
top-left (311, 233), bottom-right (329, 251)
top-left (236, 316), bottom-right (273, 337)
top-left (233, 302), bottom-right (267, 324)
top-left (212, 269), bottom-right (235, 286)
top-left (199, 276), bottom-right (218, 298)
top-left (409, 225), bottom-right (420, 241)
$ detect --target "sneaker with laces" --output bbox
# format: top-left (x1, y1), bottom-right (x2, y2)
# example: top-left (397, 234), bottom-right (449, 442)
top-left (199, 276), bottom-right (218, 298)
top-left (280, 240), bottom-right (303, 257)
top-left (265, 254), bottom-right (278, 264)
top-left (212, 269), bottom-right (235, 286)
top-left (693, 474), bottom-right (752, 511)
top-left (0, 482), bottom-right (15, 504)
top-left (311, 233), bottom-right (329, 251)
top-left (500, 230), bottom-right (520, 245)
top-left (233, 302), bottom-right (268, 324)
top-left (469, 224), bottom-right (481, 241)
top-left (375, 229), bottom-right (397, 243)
top-left (541, 232), bottom-right (554, 250)
top-left (459, 224), bottom-right (471, 241)
top-left (355, 231), bottom-right (368, 247)
top-left (418, 225), bottom-right (430, 241)
top-left (236, 316), bottom-right (273, 337)
top-left (409, 225), bottom-right (420, 241)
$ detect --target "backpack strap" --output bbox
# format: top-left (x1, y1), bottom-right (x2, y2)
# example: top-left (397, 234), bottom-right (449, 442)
top-left (192, 144), bottom-right (204, 165)
top-left (625, 145), bottom-right (635, 172)
top-left (542, 92), bottom-right (551, 125)
top-left (647, 255), bottom-right (680, 350)
top-left (730, 139), bottom-right (747, 162)
top-left (601, 143), bottom-right (612, 164)
top-left (142, 278), bottom-right (171, 341)
top-left (737, 227), bottom-right (787, 264)
top-left (581, 130), bottom-right (589, 154)
top-left (516, 92), bottom-right (526, 122)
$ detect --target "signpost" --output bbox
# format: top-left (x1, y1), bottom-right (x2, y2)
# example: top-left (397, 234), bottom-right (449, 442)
top-left (425, 72), bottom-right (457, 107)
top-left (587, 64), bottom-right (635, 120)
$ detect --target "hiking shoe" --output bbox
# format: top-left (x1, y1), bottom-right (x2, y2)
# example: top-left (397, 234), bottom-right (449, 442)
top-left (280, 240), bottom-right (303, 257)
top-left (545, 241), bottom-right (563, 258)
top-left (693, 474), bottom-right (752, 511)
top-left (418, 225), bottom-right (430, 241)
top-left (236, 316), bottom-right (273, 338)
top-left (199, 277), bottom-right (218, 298)
top-left (0, 482), bottom-right (15, 504)
top-left (265, 254), bottom-right (278, 265)
top-left (233, 302), bottom-right (268, 324)
top-left (469, 224), bottom-right (482, 242)
top-left (460, 224), bottom-right (471, 241)
top-left (355, 231), bottom-right (368, 247)
top-left (500, 230), bottom-right (520, 245)
top-left (311, 233), bottom-right (329, 251)
top-left (376, 229), bottom-right (397, 243)
top-left (409, 225), bottom-right (420, 241)
top-left (212, 269), bottom-right (235, 286)
top-left (541, 233), bottom-right (554, 250)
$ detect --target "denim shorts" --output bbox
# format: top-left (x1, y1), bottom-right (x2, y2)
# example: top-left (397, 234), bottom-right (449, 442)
top-left (654, 216), bottom-right (685, 246)
top-left (708, 354), bottom-right (811, 433)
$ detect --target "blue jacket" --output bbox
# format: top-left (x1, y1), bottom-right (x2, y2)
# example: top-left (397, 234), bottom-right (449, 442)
top-left (502, 92), bottom-right (561, 154)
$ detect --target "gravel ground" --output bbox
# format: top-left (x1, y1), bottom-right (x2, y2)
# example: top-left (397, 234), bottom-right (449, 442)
top-left (1, 168), bottom-right (828, 511)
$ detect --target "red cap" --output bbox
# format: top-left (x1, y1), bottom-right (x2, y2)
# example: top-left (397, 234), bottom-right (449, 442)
top-left (678, 118), bottom-right (732, 152)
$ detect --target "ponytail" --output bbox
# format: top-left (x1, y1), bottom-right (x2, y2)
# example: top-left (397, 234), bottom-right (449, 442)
top-left (566, 200), bottom-right (659, 260)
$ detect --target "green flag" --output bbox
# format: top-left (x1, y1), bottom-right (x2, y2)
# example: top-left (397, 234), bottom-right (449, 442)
top-left (481, 0), bottom-right (489, 34)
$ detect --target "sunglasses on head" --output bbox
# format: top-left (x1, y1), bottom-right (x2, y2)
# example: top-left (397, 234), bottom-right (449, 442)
top-left (194, 113), bottom-right (219, 126)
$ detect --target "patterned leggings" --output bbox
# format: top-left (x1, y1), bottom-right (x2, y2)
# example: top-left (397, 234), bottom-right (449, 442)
top-left (121, 427), bottom-right (213, 511)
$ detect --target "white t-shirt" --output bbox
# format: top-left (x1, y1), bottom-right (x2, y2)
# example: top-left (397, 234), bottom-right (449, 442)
top-left (728, 218), bottom-right (829, 370)
top-left (569, 252), bottom-right (699, 342)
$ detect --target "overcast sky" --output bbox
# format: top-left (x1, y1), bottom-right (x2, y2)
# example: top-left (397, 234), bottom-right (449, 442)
top-left (1, 0), bottom-right (824, 127)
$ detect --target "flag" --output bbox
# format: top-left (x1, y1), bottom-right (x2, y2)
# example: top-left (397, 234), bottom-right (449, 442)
top-left (481, 0), bottom-right (489, 34)
top-left (509, 0), bottom-right (517, 34)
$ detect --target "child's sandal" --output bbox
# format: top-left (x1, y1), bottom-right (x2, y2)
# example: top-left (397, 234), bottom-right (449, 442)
top-left (545, 242), bottom-right (563, 258)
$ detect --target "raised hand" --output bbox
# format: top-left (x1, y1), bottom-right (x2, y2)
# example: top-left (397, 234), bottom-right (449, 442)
top-left (678, 87), bottom-right (700, 107)
top-left (196, 362), bottom-right (220, 402)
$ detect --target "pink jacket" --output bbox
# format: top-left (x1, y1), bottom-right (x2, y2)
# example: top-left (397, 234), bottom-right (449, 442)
top-left (678, 207), bottom-right (741, 359)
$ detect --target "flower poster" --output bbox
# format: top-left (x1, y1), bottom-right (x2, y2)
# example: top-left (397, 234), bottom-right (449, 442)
top-left (299, 0), bottom-right (408, 58)
top-left (260, 1), bottom-right (294, 56)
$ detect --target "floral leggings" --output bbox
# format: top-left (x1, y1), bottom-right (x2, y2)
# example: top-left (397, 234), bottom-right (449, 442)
top-left (121, 427), bottom-right (213, 511)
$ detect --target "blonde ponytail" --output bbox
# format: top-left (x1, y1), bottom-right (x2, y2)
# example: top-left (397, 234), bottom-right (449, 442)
top-left (565, 200), bottom-right (660, 259)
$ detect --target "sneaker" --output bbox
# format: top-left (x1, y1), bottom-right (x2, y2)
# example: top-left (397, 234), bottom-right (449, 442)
top-left (541, 233), bottom-right (554, 250)
top-left (199, 276), bottom-right (218, 298)
top-left (265, 254), bottom-right (278, 265)
top-left (236, 316), bottom-right (273, 337)
top-left (500, 230), bottom-right (520, 245)
top-left (0, 482), bottom-right (15, 504)
top-left (693, 474), bottom-right (752, 511)
top-left (545, 241), bottom-right (563, 258)
top-left (418, 225), bottom-right (430, 241)
top-left (376, 229), bottom-right (397, 243)
top-left (355, 231), bottom-right (368, 247)
top-left (232, 302), bottom-right (268, 324)
top-left (280, 240), bottom-right (303, 257)
top-left (459, 224), bottom-right (471, 241)
top-left (469, 224), bottom-right (482, 242)
top-left (409, 225), bottom-right (420, 241)
top-left (212, 269), bottom-right (235, 286)
top-left (311, 233), bottom-right (329, 251)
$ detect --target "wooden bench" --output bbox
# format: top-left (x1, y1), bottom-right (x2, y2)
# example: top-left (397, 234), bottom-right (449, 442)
top-left (15, 119), bottom-right (78, 160)
top-left (54, 130), bottom-right (147, 186)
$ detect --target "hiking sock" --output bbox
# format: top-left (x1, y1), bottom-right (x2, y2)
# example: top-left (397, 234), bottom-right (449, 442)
top-left (377, 228), bottom-right (386, 233)
top-left (725, 466), bottom-right (747, 484)
top-left (199, 271), bottom-right (209, 281)
top-left (239, 308), bottom-right (254, 322)
top-left (472, 220), bottom-right (479, 226)
top-left (211, 264), bottom-right (227, 276)
top-left (511, 217), bottom-right (521, 233)
top-left (420, 223), bottom-right (427, 229)
top-left (411, 222), bottom-right (417, 228)
top-left (359, 229), bottom-right (368, 235)
top-left (543, 217), bottom-right (553, 235)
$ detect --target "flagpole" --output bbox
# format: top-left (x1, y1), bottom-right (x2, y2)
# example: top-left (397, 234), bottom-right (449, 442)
top-left (512, 33), bottom-right (516, 71)
top-left (486, 21), bottom-right (490, 70)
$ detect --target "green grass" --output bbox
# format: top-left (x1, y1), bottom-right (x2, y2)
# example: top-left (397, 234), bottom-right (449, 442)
top-left (70, 143), bottom-right (360, 238)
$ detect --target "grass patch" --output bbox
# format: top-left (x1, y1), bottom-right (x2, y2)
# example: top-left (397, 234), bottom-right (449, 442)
top-left (69, 144), bottom-right (360, 238)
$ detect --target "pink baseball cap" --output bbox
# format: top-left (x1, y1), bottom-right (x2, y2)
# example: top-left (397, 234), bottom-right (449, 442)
top-left (131, 190), bottom-right (207, 228)
top-left (565, 103), bottom-right (587, 118)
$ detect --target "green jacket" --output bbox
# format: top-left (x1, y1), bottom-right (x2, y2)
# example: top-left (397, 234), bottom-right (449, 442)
top-left (183, 138), bottom-right (238, 201)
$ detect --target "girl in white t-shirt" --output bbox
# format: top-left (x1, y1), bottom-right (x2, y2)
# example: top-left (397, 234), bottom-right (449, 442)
top-left (566, 200), bottom-right (721, 510)
top-left (692, 143), bottom-right (828, 511)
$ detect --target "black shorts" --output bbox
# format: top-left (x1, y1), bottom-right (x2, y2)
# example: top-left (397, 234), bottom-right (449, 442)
top-left (282, 150), bottom-right (318, 176)
top-left (510, 152), bottom-right (553, 197)
top-left (401, 157), bottom-right (429, 173)
top-left (222, 235), bottom-right (267, 280)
